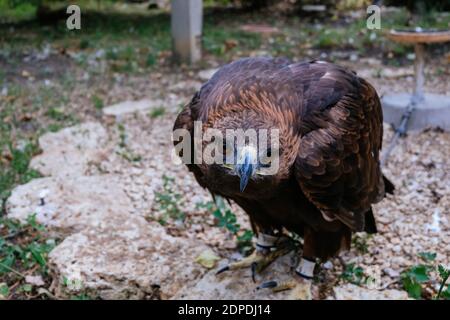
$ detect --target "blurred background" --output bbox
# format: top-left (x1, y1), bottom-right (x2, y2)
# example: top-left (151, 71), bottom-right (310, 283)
top-left (0, 0), bottom-right (449, 300)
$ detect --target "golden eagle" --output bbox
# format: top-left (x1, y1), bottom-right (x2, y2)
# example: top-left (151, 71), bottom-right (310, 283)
top-left (173, 57), bottom-right (394, 299)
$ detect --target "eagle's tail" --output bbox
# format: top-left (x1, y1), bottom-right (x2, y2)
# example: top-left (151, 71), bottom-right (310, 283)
top-left (383, 175), bottom-right (395, 195)
top-left (364, 175), bottom-right (393, 234)
top-left (364, 208), bottom-right (377, 234)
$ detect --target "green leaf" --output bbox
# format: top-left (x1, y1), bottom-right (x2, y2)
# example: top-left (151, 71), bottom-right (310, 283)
top-left (26, 213), bottom-right (45, 232)
top-left (441, 286), bottom-right (450, 300)
top-left (418, 252), bottom-right (436, 262)
top-left (195, 249), bottom-right (220, 269)
top-left (403, 277), bottom-right (422, 299)
top-left (436, 264), bottom-right (450, 300)
top-left (0, 283), bottom-right (9, 299)
top-left (354, 266), bottom-right (364, 278)
top-left (237, 230), bottom-right (253, 243)
top-left (438, 264), bottom-right (450, 279)
top-left (21, 284), bottom-right (32, 292)
top-left (212, 209), bottom-right (223, 219)
top-left (71, 294), bottom-right (91, 300)
top-left (341, 263), bottom-right (366, 285)
top-left (0, 255), bottom-right (15, 274)
top-left (408, 265), bottom-right (430, 283)
top-left (28, 243), bottom-right (46, 267)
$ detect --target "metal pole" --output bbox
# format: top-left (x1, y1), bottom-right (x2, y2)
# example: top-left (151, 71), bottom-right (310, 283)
top-left (171, 0), bottom-right (203, 64)
top-left (381, 43), bottom-right (426, 166)
top-left (413, 43), bottom-right (425, 103)
top-left (381, 101), bottom-right (415, 167)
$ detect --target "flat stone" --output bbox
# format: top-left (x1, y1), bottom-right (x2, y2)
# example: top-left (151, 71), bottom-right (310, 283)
top-left (30, 122), bottom-right (108, 177)
top-left (6, 175), bottom-right (132, 234)
top-left (239, 24), bottom-right (280, 35)
top-left (170, 80), bottom-right (202, 92)
top-left (383, 267), bottom-right (400, 278)
top-left (382, 93), bottom-right (450, 131)
top-left (102, 99), bottom-right (164, 117)
top-left (359, 58), bottom-right (382, 66)
top-left (49, 216), bottom-right (209, 299)
top-left (382, 67), bottom-right (414, 79)
top-left (198, 69), bottom-right (219, 81)
top-left (301, 5), bottom-right (327, 12)
top-left (333, 284), bottom-right (409, 300)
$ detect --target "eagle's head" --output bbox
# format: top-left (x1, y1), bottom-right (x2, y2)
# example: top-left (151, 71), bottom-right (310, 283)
top-left (200, 108), bottom-right (300, 196)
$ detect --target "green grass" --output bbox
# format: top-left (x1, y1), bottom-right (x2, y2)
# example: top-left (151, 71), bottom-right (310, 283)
top-left (0, 1), bottom-right (36, 23)
top-left (0, 6), bottom-right (172, 73)
top-left (115, 123), bottom-right (142, 162)
top-left (91, 95), bottom-right (104, 111)
top-left (0, 214), bottom-right (58, 299)
top-left (0, 141), bottom-right (41, 209)
top-left (340, 263), bottom-right (368, 285)
top-left (352, 233), bottom-right (371, 254)
top-left (203, 25), bottom-right (262, 57)
top-left (149, 106), bottom-right (165, 119)
top-left (0, 82), bottom-right (85, 298)
top-left (1, 4), bottom-right (264, 72)
top-left (197, 197), bottom-right (253, 255)
top-left (0, 81), bottom-right (80, 212)
top-left (45, 107), bottom-right (68, 121)
top-left (1, 3), bottom-right (448, 73)
top-left (154, 175), bottom-right (186, 225)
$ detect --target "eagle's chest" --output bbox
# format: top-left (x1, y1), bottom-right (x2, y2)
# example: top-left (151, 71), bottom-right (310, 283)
top-left (199, 165), bottom-right (281, 200)
top-left (259, 183), bottom-right (319, 222)
top-left (197, 166), bottom-right (323, 230)
top-left (236, 179), bottom-right (324, 233)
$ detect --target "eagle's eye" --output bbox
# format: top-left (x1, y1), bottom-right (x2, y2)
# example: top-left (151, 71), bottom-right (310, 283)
top-left (259, 147), bottom-right (273, 168)
top-left (256, 146), bottom-right (280, 175)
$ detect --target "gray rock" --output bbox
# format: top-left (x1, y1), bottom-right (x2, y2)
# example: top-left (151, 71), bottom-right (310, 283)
top-left (103, 99), bottom-right (164, 117)
top-left (198, 69), bottom-right (219, 81)
top-left (6, 119), bottom-right (210, 300)
top-left (30, 122), bottom-right (108, 177)
top-left (170, 80), bottom-right (202, 92)
top-left (49, 216), bottom-right (209, 299)
top-left (383, 267), bottom-right (400, 278)
top-left (6, 175), bottom-right (132, 234)
top-left (333, 284), bottom-right (408, 300)
top-left (382, 67), bottom-right (414, 79)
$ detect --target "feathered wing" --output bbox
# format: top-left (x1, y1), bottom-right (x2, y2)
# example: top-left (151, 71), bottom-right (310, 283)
top-left (293, 62), bottom-right (385, 232)
top-left (172, 91), bottom-right (208, 188)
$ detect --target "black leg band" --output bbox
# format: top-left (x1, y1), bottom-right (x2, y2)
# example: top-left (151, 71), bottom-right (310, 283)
top-left (295, 270), bottom-right (314, 280)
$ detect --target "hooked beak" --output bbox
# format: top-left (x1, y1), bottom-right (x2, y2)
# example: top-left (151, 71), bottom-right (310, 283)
top-left (237, 162), bottom-right (254, 192)
top-left (236, 146), bottom-right (257, 192)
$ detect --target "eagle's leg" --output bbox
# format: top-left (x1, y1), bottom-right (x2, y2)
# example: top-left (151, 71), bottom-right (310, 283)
top-left (257, 257), bottom-right (315, 300)
top-left (257, 227), bottom-right (317, 300)
top-left (287, 258), bottom-right (315, 300)
top-left (216, 231), bottom-right (293, 282)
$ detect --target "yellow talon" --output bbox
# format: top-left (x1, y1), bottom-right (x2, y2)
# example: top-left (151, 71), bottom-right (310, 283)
top-left (258, 276), bottom-right (313, 299)
top-left (216, 240), bottom-right (294, 282)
